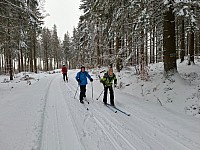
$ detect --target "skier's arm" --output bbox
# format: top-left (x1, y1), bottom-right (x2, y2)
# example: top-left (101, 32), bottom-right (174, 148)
top-left (86, 72), bottom-right (93, 82)
top-left (100, 76), bottom-right (106, 85)
top-left (75, 72), bottom-right (80, 82)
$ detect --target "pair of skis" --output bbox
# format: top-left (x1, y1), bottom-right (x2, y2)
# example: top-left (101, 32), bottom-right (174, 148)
top-left (105, 104), bottom-right (131, 116)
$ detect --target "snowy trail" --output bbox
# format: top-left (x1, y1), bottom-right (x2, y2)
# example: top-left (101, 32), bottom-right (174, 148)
top-left (0, 71), bottom-right (200, 150)
top-left (40, 75), bottom-right (82, 150)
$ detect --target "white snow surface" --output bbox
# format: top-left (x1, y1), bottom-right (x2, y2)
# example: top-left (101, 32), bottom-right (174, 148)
top-left (0, 61), bottom-right (200, 150)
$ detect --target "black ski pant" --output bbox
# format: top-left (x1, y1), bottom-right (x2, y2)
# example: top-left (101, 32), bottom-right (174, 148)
top-left (103, 86), bottom-right (114, 105)
top-left (80, 85), bottom-right (86, 101)
top-left (63, 73), bottom-right (68, 82)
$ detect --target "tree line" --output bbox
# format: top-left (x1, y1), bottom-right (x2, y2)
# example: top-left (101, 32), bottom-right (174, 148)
top-left (67, 0), bottom-right (200, 79)
top-left (0, 0), bottom-right (67, 80)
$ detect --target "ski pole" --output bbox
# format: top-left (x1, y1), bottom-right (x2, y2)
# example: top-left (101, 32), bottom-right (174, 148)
top-left (91, 82), bottom-right (94, 100)
top-left (96, 89), bottom-right (104, 100)
top-left (74, 84), bottom-right (79, 99)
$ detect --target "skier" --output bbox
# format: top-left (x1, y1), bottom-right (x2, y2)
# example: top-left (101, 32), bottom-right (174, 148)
top-left (100, 67), bottom-right (117, 106)
top-left (62, 65), bottom-right (68, 82)
top-left (76, 66), bottom-right (93, 103)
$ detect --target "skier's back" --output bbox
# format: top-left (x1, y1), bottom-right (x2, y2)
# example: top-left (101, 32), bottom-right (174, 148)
top-left (62, 65), bottom-right (68, 82)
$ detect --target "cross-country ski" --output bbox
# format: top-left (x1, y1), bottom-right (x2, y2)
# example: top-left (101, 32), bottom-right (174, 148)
top-left (104, 104), bottom-right (117, 113)
top-left (107, 104), bottom-right (131, 116)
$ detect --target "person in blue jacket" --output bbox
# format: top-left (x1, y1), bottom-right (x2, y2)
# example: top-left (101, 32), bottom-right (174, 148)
top-left (76, 66), bottom-right (93, 103)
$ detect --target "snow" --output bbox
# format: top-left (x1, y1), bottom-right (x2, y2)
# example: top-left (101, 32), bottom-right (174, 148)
top-left (0, 61), bottom-right (200, 150)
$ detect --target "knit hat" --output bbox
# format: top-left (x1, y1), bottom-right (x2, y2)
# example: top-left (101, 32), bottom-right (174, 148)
top-left (81, 66), bottom-right (85, 70)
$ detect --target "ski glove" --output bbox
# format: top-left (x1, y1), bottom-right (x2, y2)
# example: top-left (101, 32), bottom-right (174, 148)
top-left (102, 83), bottom-right (107, 88)
top-left (114, 84), bottom-right (117, 88)
top-left (77, 79), bottom-right (81, 83)
top-left (90, 78), bottom-right (93, 82)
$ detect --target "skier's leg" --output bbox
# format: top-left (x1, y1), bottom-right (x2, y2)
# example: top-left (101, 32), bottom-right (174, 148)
top-left (65, 73), bottom-right (67, 81)
top-left (63, 74), bottom-right (65, 81)
top-left (103, 86), bottom-right (108, 104)
top-left (66, 74), bottom-right (68, 82)
top-left (80, 85), bottom-right (84, 102)
top-left (109, 86), bottom-right (115, 106)
top-left (83, 85), bottom-right (86, 98)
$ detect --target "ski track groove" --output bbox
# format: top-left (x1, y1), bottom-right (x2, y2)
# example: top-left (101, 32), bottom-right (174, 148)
top-left (89, 100), bottom-right (159, 150)
top-left (54, 87), bottom-right (62, 150)
top-left (92, 116), bottom-right (123, 150)
top-left (60, 80), bottom-right (86, 150)
top-left (96, 100), bottom-right (168, 149)
top-left (38, 75), bottom-right (56, 150)
top-left (65, 82), bottom-right (122, 150)
top-left (92, 111), bottom-right (138, 150)
top-left (39, 75), bottom-right (82, 150)
top-left (91, 105), bottom-right (147, 150)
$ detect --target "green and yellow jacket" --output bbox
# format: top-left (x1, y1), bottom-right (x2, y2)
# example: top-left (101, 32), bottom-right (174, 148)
top-left (100, 72), bottom-right (117, 87)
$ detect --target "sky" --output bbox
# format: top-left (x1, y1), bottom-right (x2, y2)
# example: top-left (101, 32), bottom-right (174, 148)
top-left (43, 0), bottom-right (82, 40)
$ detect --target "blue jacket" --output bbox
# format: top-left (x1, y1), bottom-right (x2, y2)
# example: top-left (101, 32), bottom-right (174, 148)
top-left (76, 71), bottom-right (92, 85)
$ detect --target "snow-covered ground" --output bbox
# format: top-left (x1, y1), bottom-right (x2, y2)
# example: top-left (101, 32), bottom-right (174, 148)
top-left (0, 62), bottom-right (200, 150)
top-left (110, 59), bottom-right (200, 118)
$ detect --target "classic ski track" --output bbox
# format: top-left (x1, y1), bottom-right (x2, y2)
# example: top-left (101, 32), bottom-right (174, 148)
top-left (38, 75), bottom-right (56, 150)
top-left (40, 76), bottom-right (83, 150)
top-left (65, 82), bottom-right (123, 149)
top-left (61, 81), bottom-right (89, 150)
top-left (66, 81), bottom-right (140, 150)
top-left (67, 72), bottom-right (198, 150)
top-left (59, 79), bottom-right (85, 150)
top-left (66, 79), bottom-right (167, 149)
top-left (90, 101), bottom-right (162, 150)
top-left (64, 82), bottom-right (119, 150)
top-left (93, 96), bottom-right (196, 150)
top-left (39, 75), bottom-right (63, 150)
top-left (91, 108), bottom-right (138, 150)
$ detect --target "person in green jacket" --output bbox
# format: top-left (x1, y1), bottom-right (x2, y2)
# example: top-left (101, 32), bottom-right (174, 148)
top-left (100, 68), bottom-right (117, 106)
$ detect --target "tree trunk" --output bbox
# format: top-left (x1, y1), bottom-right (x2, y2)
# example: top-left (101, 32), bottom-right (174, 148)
top-left (180, 18), bottom-right (185, 63)
top-left (140, 30), bottom-right (147, 80)
top-left (7, 22), bottom-right (13, 80)
top-left (188, 29), bottom-right (195, 65)
top-left (152, 25), bottom-right (155, 63)
top-left (33, 27), bottom-right (37, 73)
top-left (96, 22), bottom-right (100, 67)
top-left (30, 37), bottom-right (33, 72)
top-left (150, 28), bottom-right (152, 63)
top-left (116, 36), bottom-right (121, 72)
top-left (18, 52), bottom-right (21, 72)
top-left (163, 6), bottom-right (177, 74)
